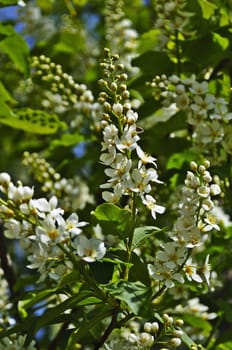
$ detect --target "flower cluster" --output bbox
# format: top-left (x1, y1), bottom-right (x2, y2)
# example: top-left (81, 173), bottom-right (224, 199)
top-left (154, 0), bottom-right (195, 48)
top-left (0, 267), bottom-right (11, 328)
top-left (149, 160), bottom-right (221, 288)
top-left (31, 55), bottom-right (102, 131)
top-left (148, 74), bottom-right (232, 156)
top-left (22, 151), bottom-right (93, 211)
top-left (0, 172), bottom-right (106, 282)
top-left (98, 49), bottom-right (165, 219)
top-left (18, 2), bottom-right (56, 43)
top-left (104, 0), bottom-right (138, 75)
top-left (0, 334), bottom-right (36, 350)
top-left (102, 314), bottom-right (184, 350)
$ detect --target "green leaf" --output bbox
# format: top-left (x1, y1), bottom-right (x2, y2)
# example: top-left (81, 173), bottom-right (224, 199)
top-left (198, 0), bottom-right (217, 19)
top-left (132, 51), bottom-right (174, 76)
top-left (0, 82), bottom-right (15, 103)
top-left (181, 330), bottom-right (207, 349)
top-left (218, 343), bottom-right (232, 350)
top-left (132, 226), bottom-right (163, 249)
top-left (49, 133), bottom-right (86, 150)
top-left (68, 305), bottom-right (112, 345)
top-left (91, 203), bottom-right (133, 238)
top-left (0, 0), bottom-right (17, 5)
top-left (138, 29), bottom-right (161, 54)
top-left (104, 280), bottom-right (152, 316)
top-left (182, 314), bottom-right (212, 333)
top-left (18, 288), bottom-right (57, 315)
top-left (0, 106), bottom-right (66, 134)
top-left (0, 23), bottom-right (15, 36)
top-left (0, 34), bottom-right (29, 75)
top-left (73, 0), bottom-right (88, 6)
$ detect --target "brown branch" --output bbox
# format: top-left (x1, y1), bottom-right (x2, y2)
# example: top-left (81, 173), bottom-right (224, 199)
top-left (94, 301), bottom-right (121, 350)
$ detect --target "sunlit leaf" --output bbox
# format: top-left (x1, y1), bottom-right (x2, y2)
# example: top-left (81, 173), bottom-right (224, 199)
top-left (0, 106), bottom-right (66, 134)
top-left (198, 0), bottom-right (217, 19)
top-left (92, 203), bottom-right (133, 238)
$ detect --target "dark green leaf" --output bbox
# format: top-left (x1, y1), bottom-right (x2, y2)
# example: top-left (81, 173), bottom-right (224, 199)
top-left (132, 51), bottom-right (174, 75)
top-left (104, 280), bottom-right (152, 316)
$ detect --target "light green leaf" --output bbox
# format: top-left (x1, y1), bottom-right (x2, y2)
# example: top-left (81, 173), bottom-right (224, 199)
top-left (198, 0), bottom-right (217, 19)
top-left (138, 29), bottom-right (161, 54)
top-left (0, 106), bottom-right (66, 134)
top-left (0, 0), bottom-right (17, 5)
top-left (0, 82), bottom-right (15, 103)
top-left (49, 133), bottom-right (85, 150)
top-left (181, 330), bottom-right (207, 349)
top-left (218, 342), bottom-right (232, 350)
top-left (0, 34), bottom-right (29, 75)
top-left (132, 226), bottom-right (163, 249)
top-left (73, 0), bottom-right (88, 6)
top-left (92, 203), bottom-right (133, 238)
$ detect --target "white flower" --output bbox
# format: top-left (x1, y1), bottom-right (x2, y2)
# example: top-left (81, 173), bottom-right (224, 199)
top-left (75, 236), bottom-right (106, 262)
top-left (157, 242), bottom-right (186, 269)
top-left (136, 146), bottom-right (157, 167)
top-left (210, 184), bottom-right (221, 196)
top-left (64, 213), bottom-right (88, 236)
top-left (142, 194), bottom-right (165, 220)
top-left (184, 258), bottom-right (203, 283)
top-left (4, 219), bottom-right (22, 239)
top-left (8, 183), bottom-right (34, 203)
top-left (0, 335), bottom-right (36, 350)
top-left (148, 262), bottom-right (184, 288)
top-left (0, 172), bottom-right (11, 187)
top-left (200, 254), bottom-right (211, 286)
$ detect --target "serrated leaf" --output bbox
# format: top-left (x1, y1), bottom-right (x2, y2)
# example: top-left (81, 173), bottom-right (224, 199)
top-left (92, 203), bottom-right (133, 238)
top-left (132, 226), bottom-right (163, 249)
top-left (104, 280), bottom-right (152, 316)
top-left (0, 106), bottom-right (66, 134)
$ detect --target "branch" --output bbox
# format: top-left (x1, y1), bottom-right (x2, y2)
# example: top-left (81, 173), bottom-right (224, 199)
top-left (94, 301), bottom-right (121, 350)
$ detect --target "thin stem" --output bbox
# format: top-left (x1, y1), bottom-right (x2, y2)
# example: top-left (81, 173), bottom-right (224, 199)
top-left (174, 30), bottom-right (181, 75)
top-left (124, 192), bottom-right (137, 280)
top-left (63, 0), bottom-right (77, 17)
top-left (94, 300), bottom-right (121, 350)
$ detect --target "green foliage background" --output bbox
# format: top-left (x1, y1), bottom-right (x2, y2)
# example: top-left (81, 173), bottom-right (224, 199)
top-left (0, 0), bottom-right (232, 349)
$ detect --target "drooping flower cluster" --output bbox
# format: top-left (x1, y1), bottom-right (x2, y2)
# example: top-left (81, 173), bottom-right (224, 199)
top-left (149, 160), bottom-right (221, 288)
top-left (154, 0), bottom-right (195, 48)
top-left (104, 0), bottom-right (138, 76)
top-left (0, 172), bottom-right (106, 282)
top-left (22, 151), bottom-right (93, 211)
top-left (148, 74), bottom-right (232, 156)
top-left (98, 49), bottom-right (165, 220)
